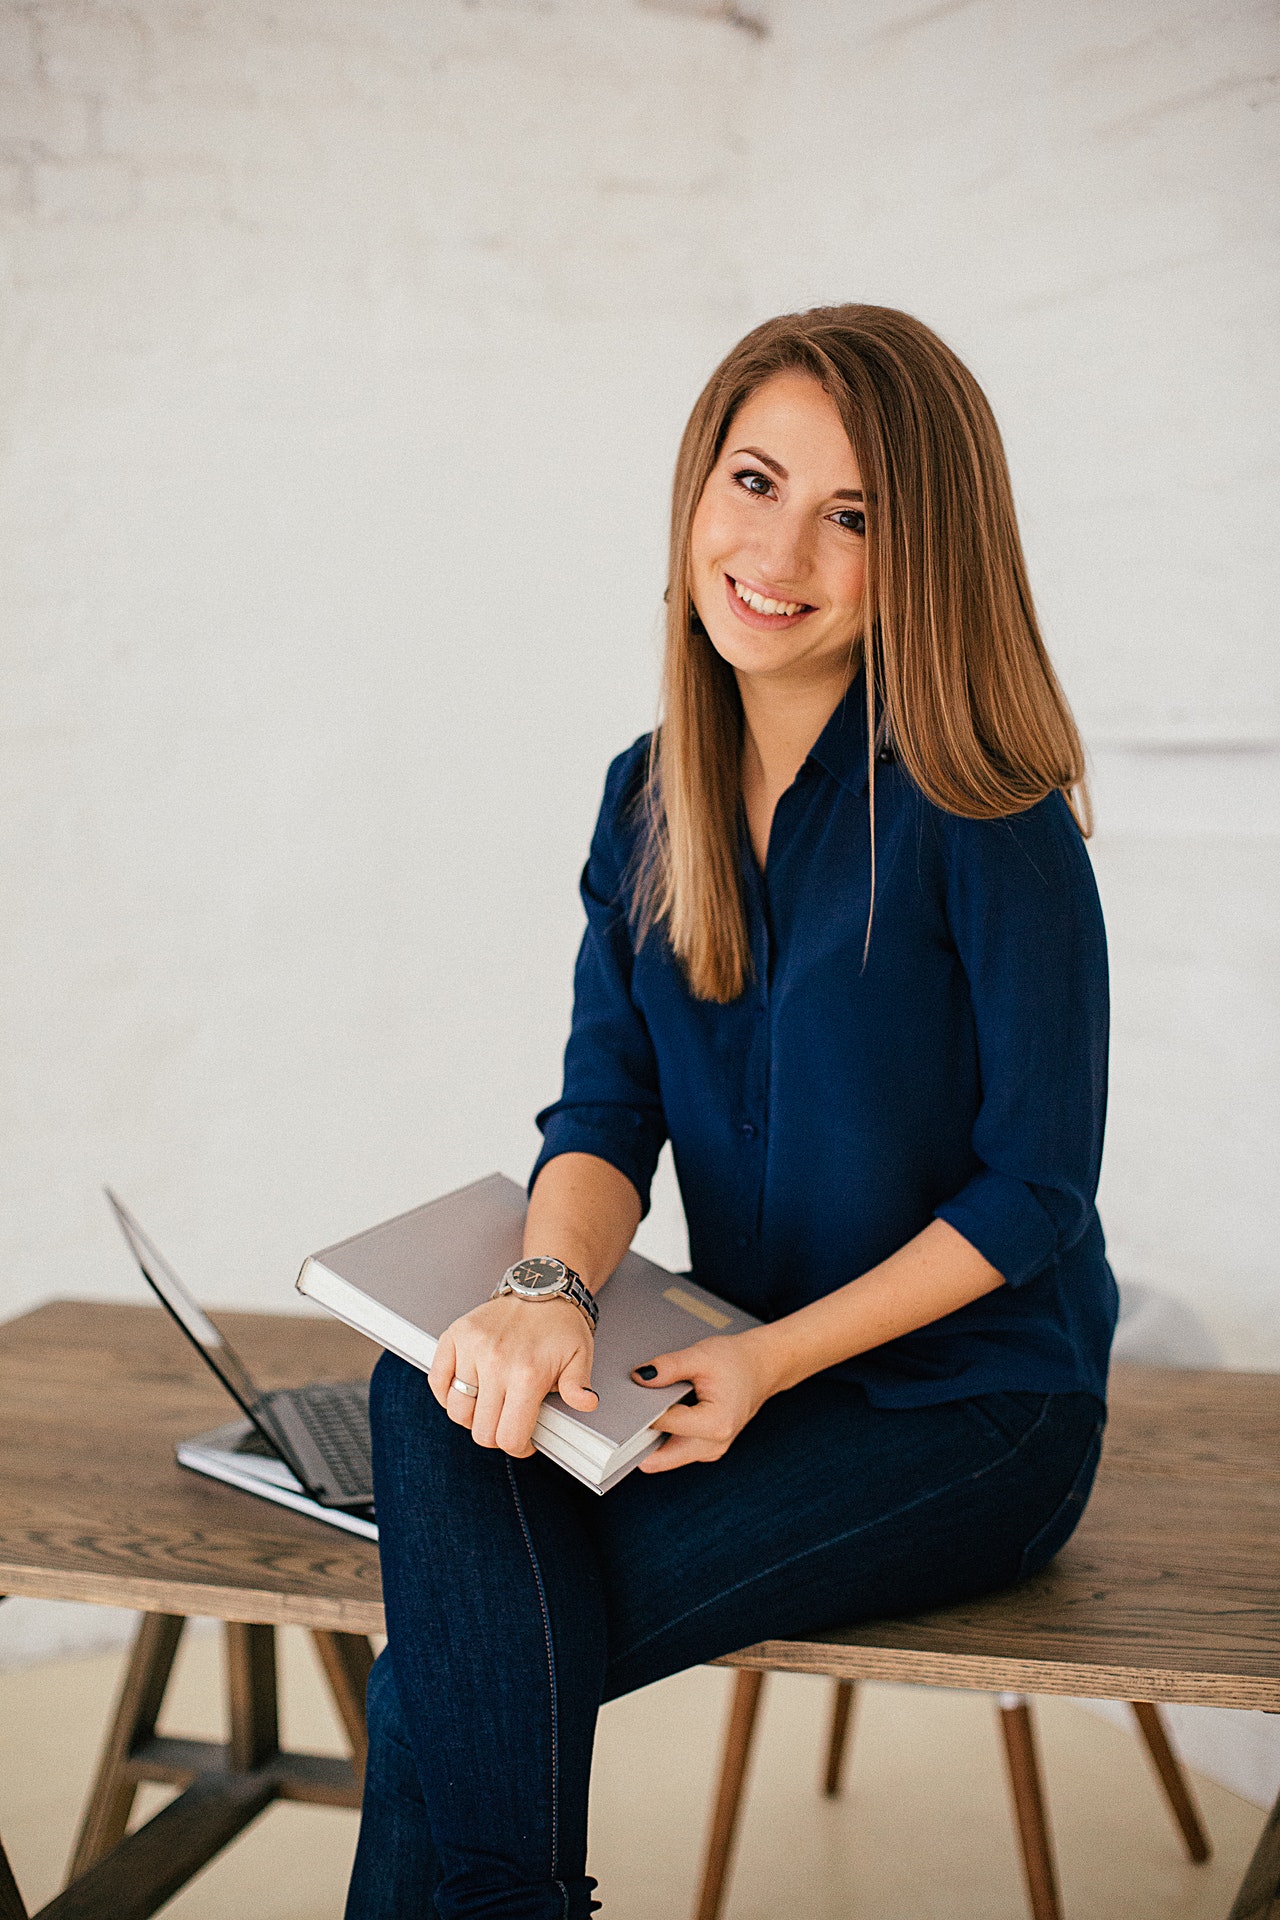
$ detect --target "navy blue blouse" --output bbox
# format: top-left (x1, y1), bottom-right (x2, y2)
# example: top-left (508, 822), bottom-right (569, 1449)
top-left (532, 683), bottom-right (1117, 1407)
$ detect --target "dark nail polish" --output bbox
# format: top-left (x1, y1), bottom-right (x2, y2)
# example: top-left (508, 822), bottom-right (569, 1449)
top-left (635, 1364), bottom-right (658, 1380)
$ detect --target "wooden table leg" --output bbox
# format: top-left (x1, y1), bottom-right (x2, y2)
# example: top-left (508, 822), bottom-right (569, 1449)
top-left (1227, 1785), bottom-right (1280, 1920)
top-left (0, 1599), bottom-right (26, 1919)
top-left (1129, 1701), bottom-right (1211, 1863)
top-left (997, 1694), bottom-right (1063, 1920)
top-left (49, 1612), bottom-right (365, 1918)
top-left (311, 1632), bottom-right (375, 1790)
top-left (694, 1669), bottom-right (767, 1920)
top-left (65, 1614), bottom-right (185, 1881)
top-left (0, 1839), bottom-right (26, 1920)
top-left (225, 1623), bottom-right (279, 1772)
top-left (822, 1679), bottom-right (858, 1798)
top-left (34, 1773), bottom-right (275, 1920)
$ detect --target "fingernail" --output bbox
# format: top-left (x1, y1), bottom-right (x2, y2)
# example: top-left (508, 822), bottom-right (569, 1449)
top-left (634, 1364), bottom-right (658, 1381)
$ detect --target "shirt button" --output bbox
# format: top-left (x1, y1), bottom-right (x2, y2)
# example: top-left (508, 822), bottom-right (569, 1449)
top-left (735, 1233), bottom-right (749, 1249)
top-left (740, 1122), bottom-right (757, 1138)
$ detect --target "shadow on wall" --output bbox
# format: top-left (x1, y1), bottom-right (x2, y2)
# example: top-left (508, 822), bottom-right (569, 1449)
top-left (1111, 1282), bottom-right (1223, 1370)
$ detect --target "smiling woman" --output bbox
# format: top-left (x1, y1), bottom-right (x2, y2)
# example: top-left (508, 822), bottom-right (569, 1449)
top-left (346, 305), bottom-right (1115, 1920)
top-left (637, 307), bottom-right (1090, 1002)
top-left (687, 372), bottom-right (872, 871)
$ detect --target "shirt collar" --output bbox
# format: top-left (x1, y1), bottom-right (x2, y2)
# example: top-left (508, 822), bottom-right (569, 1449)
top-left (806, 674), bottom-right (872, 797)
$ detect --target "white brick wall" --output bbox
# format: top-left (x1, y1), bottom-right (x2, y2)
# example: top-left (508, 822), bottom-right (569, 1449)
top-left (1, 0), bottom-right (1278, 1789)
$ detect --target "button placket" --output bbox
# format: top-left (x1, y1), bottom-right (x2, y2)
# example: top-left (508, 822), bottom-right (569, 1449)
top-left (737, 834), bottom-right (772, 1258)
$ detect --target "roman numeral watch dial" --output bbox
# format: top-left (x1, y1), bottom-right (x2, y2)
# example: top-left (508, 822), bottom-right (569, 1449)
top-left (491, 1256), bottom-right (599, 1331)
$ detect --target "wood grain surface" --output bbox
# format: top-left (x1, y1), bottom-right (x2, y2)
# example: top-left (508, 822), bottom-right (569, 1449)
top-left (714, 1365), bottom-right (1280, 1709)
top-left (2, 1309), bottom-right (1279, 1708)
top-left (0, 1301), bottom-right (384, 1633)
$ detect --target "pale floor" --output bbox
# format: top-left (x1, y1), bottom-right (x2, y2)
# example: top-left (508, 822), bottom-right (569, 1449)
top-left (0, 1625), bottom-right (1267, 1920)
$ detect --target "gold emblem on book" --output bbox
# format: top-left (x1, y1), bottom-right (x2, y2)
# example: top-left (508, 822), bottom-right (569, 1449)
top-left (662, 1285), bottom-right (731, 1331)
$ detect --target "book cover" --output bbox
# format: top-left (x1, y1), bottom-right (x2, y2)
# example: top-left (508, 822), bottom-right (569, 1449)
top-left (296, 1172), bottom-right (758, 1490)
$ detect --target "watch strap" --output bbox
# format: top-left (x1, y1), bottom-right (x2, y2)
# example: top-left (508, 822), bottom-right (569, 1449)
top-left (558, 1269), bottom-right (599, 1332)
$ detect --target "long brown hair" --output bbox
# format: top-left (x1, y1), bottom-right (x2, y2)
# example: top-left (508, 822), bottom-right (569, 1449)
top-left (632, 304), bottom-right (1091, 1004)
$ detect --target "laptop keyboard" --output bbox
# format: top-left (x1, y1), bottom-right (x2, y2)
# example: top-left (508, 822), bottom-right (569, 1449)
top-left (290, 1380), bottom-right (373, 1502)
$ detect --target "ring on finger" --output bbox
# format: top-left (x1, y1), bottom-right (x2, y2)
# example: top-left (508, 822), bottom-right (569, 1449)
top-left (450, 1377), bottom-right (479, 1398)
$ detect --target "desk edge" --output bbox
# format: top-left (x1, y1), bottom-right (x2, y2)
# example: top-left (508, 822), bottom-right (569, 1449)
top-left (0, 1563), bottom-right (386, 1637)
top-left (712, 1641), bottom-right (1280, 1709)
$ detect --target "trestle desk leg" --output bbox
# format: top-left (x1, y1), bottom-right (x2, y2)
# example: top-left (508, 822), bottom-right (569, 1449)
top-left (66, 1613), bottom-right (185, 1882)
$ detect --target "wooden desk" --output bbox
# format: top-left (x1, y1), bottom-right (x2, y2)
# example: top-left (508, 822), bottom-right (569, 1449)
top-left (0, 1301), bottom-right (383, 1920)
top-left (712, 1364), bottom-right (1280, 1920)
top-left (1, 1304), bottom-right (1279, 1918)
top-left (719, 1364), bottom-right (1280, 1713)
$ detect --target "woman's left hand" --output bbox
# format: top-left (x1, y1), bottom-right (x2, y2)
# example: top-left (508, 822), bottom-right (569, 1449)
top-left (631, 1330), bottom-right (779, 1472)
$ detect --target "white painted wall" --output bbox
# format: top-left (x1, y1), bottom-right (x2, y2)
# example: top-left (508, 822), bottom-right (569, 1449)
top-left (742, 0), bottom-right (1280, 1365)
top-left (2, 0), bottom-right (1277, 1800)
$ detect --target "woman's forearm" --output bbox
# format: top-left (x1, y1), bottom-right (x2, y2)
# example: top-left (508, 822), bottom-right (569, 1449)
top-left (742, 1217), bottom-right (1004, 1395)
top-left (524, 1151), bottom-right (643, 1295)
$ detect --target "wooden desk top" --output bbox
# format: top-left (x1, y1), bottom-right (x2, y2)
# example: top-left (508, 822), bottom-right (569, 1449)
top-left (722, 1364), bottom-right (1280, 1710)
top-left (2, 1303), bottom-right (1279, 1708)
top-left (0, 1301), bottom-right (385, 1634)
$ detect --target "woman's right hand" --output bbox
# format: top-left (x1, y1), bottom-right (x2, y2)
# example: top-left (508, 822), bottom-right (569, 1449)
top-left (427, 1294), bottom-right (599, 1458)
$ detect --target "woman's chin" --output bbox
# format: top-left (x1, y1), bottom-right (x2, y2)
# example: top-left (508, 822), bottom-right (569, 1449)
top-left (703, 619), bottom-right (848, 688)
top-left (704, 625), bottom-right (793, 678)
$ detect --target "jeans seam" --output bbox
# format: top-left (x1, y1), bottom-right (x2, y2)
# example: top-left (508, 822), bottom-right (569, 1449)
top-left (612, 1394), bottom-right (1059, 1670)
top-left (505, 1458), bottom-right (563, 1891)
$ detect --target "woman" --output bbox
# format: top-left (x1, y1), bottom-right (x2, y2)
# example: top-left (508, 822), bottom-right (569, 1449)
top-left (345, 305), bottom-right (1115, 1920)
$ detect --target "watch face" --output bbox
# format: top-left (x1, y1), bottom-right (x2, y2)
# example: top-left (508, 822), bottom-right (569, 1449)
top-left (507, 1256), bottom-right (568, 1297)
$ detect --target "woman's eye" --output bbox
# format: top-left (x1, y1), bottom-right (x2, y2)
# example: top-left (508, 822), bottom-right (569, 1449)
top-left (731, 468), bottom-right (773, 497)
top-left (832, 508), bottom-right (866, 535)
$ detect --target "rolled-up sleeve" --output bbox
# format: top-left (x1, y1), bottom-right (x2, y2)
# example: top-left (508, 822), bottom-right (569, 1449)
top-left (530, 744), bottom-right (668, 1214)
top-left (933, 794), bottom-right (1109, 1288)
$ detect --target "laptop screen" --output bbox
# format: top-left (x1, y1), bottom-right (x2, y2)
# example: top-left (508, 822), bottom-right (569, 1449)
top-left (105, 1189), bottom-right (262, 1416)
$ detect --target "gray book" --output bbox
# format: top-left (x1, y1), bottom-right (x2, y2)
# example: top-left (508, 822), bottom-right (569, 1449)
top-left (295, 1172), bottom-right (759, 1493)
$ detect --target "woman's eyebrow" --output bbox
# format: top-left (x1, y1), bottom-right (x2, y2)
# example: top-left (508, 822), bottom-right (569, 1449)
top-left (728, 446), bottom-right (862, 501)
top-left (730, 445), bottom-right (787, 477)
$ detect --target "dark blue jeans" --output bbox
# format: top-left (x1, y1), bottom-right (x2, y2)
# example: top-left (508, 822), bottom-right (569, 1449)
top-left (346, 1351), bottom-right (1104, 1920)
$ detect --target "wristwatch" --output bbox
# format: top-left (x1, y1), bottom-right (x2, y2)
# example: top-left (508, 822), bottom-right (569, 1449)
top-left (491, 1256), bottom-right (599, 1332)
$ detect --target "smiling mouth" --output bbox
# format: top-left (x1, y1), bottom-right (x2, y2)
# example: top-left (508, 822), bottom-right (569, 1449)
top-left (729, 575), bottom-right (813, 618)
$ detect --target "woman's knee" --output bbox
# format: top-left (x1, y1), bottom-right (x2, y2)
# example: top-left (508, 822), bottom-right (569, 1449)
top-left (370, 1347), bottom-right (434, 1429)
top-left (370, 1346), bottom-right (508, 1521)
top-left (369, 1349), bottom-right (449, 1472)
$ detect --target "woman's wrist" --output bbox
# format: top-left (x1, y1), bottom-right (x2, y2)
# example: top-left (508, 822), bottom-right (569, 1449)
top-left (496, 1290), bottom-right (596, 1337)
top-left (737, 1320), bottom-right (812, 1399)
top-left (735, 1282), bottom-right (885, 1397)
top-left (523, 1153), bottom-right (644, 1297)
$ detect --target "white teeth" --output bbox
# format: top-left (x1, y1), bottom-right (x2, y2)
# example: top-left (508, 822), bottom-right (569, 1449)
top-left (733, 578), bottom-right (804, 617)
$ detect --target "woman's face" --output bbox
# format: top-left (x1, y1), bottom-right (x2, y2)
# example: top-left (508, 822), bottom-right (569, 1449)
top-left (688, 370), bottom-right (867, 694)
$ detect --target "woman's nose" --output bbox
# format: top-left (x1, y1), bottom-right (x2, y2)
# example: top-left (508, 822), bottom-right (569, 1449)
top-left (747, 512), bottom-right (812, 591)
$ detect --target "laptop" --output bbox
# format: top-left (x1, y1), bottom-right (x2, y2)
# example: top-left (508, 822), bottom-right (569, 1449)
top-left (106, 1189), bottom-right (374, 1509)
